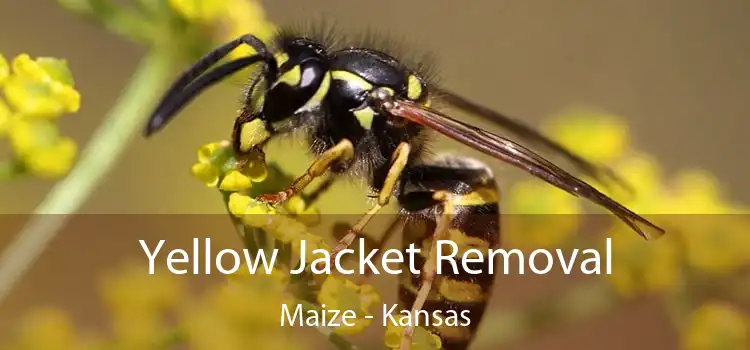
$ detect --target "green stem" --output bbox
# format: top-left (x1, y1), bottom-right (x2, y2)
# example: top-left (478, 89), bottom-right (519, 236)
top-left (0, 50), bottom-right (173, 304)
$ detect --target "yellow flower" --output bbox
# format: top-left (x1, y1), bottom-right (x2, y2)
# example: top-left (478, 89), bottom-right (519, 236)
top-left (219, 170), bottom-right (252, 191)
top-left (0, 98), bottom-right (12, 135)
top-left (220, 0), bottom-right (277, 59)
top-left (182, 272), bottom-right (302, 350)
top-left (23, 136), bottom-right (77, 178)
top-left (284, 195), bottom-right (321, 226)
top-left (11, 308), bottom-right (83, 350)
top-left (191, 162), bottom-right (219, 186)
top-left (197, 141), bottom-right (226, 162)
top-left (684, 301), bottom-right (748, 350)
top-left (226, 192), bottom-right (317, 247)
top-left (605, 226), bottom-right (681, 297)
top-left (284, 196), bottom-right (307, 215)
top-left (601, 153), bottom-right (664, 207)
top-left (227, 192), bottom-right (278, 227)
top-left (190, 141), bottom-right (268, 189)
top-left (7, 118), bottom-right (78, 178)
top-left (544, 108), bottom-right (630, 164)
top-left (679, 214), bottom-right (750, 274)
top-left (99, 264), bottom-right (185, 349)
top-left (0, 53), bottom-right (8, 85)
top-left (101, 263), bottom-right (184, 319)
top-left (317, 276), bottom-right (381, 335)
top-left (168, 0), bottom-right (226, 23)
top-left (384, 323), bottom-right (443, 350)
top-left (646, 170), bottom-right (748, 274)
top-left (661, 170), bottom-right (733, 214)
top-left (191, 142), bottom-right (229, 187)
top-left (504, 180), bottom-right (581, 248)
top-left (4, 54), bottom-right (80, 118)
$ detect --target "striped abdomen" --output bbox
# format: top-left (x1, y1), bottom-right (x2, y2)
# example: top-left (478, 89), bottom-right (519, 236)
top-left (397, 156), bottom-right (500, 349)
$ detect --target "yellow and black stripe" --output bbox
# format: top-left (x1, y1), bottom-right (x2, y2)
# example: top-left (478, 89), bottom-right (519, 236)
top-left (397, 155), bottom-right (500, 350)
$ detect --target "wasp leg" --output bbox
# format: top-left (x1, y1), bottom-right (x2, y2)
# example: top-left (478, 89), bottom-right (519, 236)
top-left (330, 142), bottom-right (411, 259)
top-left (258, 139), bottom-right (354, 204)
top-left (400, 191), bottom-right (455, 350)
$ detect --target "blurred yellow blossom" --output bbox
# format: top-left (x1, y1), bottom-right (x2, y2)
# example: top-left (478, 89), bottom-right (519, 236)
top-left (7, 118), bottom-right (77, 178)
top-left (607, 162), bottom-right (750, 275)
top-left (182, 271), bottom-right (303, 350)
top-left (167, 0), bottom-right (277, 60)
top-left (601, 153), bottom-right (664, 208)
top-left (662, 170), bottom-right (729, 214)
top-left (6, 308), bottom-right (92, 350)
top-left (4, 54), bottom-right (80, 118)
top-left (544, 108), bottom-right (630, 164)
top-left (0, 53), bottom-right (8, 84)
top-left (99, 263), bottom-right (184, 349)
top-left (219, 0), bottom-right (278, 58)
top-left (284, 195), bottom-right (322, 226)
top-left (0, 98), bottom-right (11, 135)
top-left (504, 179), bottom-right (581, 248)
top-left (384, 323), bottom-right (443, 350)
top-left (101, 263), bottom-right (184, 315)
top-left (1, 52), bottom-right (79, 180)
top-left (606, 226), bottom-right (681, 297)
top-left (168, 0), bottom-right (226, 23)
top-left (679, 214), bottom-right (750, 274)
top-left (317, 276), bottom-right (381, 335)
top-left (684, 301), bottom-right (748, 350)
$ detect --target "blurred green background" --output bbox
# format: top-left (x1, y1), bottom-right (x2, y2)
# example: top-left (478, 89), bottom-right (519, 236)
top-left (1, 0), bottom-right (749, 349)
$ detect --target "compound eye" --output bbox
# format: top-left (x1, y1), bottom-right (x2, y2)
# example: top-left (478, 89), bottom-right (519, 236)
top-left (406, 74), bottom-right (428, 102)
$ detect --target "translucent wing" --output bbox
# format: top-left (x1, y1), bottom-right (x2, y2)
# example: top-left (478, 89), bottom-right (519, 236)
top-left (435, 87), bottom-right (633, 194)
top-left (382, 97), bottom-right (665, 239)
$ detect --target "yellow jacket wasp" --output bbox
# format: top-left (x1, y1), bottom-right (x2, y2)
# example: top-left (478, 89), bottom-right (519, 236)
top-left (144, 25), bottom-right (665, 350)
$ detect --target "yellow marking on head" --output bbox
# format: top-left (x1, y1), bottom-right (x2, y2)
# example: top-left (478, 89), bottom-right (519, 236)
top-left (438, 279), bottom-right (486, 303)
top-left (452, 187), bottom-right (499, 206)
top-left (353, 107), bottom-right (376, 129)
top-left (239, 119), bottom-right (270, 152)
top-left (275, 65), bottom-right (301, 87)
top-left (407, 75), bottom-right (423, 100)
top-left (274, 52), bottom-right (290, 66)
top-left (331, 70), bottom-right (373, 90)
top-left (298, 72), bottom-right (330, 112)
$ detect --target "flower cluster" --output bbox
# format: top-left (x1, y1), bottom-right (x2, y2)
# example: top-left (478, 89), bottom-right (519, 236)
top-left (0, 53), bottom-right (80, 179)
top-left (502, 107), bottom-right (749, 349)
top-left (188, 138), bottom-right (442, 348)
top-left (683, 301), bottom-right (748, 350)
top-left (2, 263), bottom-right (306, 350)
top-left (502, 108), bottom-right (750, 296)
top-left (168, 0), bottom-right (278, 55)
